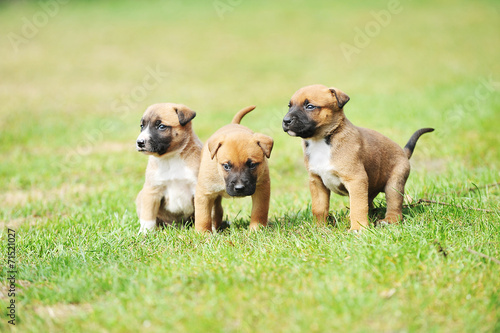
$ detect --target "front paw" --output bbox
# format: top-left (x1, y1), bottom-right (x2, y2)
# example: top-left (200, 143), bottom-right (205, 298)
top-left (139, 219), bottom-right (156, 234)
top-left (377, 220), bottom-right (391, 228)
top-left (348, 223), bottom-right (369, 233)
top-left (376, 218), bottom-right (400, 228)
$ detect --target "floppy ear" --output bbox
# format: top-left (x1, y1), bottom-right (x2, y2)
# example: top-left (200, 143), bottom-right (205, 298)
top-left (329, 87), bottom-right (350, 109)
top-left (175, 105), bottom-right (197, 126)
top-left (254, 133), bottom-right (274, 159)
top-left (207, 136), bottom-right (224, 160)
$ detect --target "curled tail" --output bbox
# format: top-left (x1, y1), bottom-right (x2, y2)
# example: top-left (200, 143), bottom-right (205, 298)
top-left (404, 128), bottom-right (434, 159)
top-left (231, 105), bottom-right (256, 124)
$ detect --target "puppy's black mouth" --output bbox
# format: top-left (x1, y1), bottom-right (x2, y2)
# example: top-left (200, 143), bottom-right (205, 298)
top-left (282, 125), bottom-right (315, 139)
top-left (136, 145), bottom-right (154, 154)
top-left (282, 111), bottom-right (317, 139)
top-left (136, 141), bottom-right (171, 156)
top-left (282, 123), bottom-right (297, 137)
top-left (224, 171), bottom-right (257, 197)
top-left (226, 186), bottom-right (256, 197)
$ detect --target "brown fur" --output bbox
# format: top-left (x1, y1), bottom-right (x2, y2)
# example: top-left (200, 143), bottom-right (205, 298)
top-left (283, 84), bottom-right (433, 231)
top-left (135, 103), bottom-right (202, 232)
top-left (195, 106), bottom-right (273, 232)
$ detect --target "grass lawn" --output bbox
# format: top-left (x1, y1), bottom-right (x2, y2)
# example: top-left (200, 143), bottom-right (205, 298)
top-left (1, 0), bottom-right (499, 332)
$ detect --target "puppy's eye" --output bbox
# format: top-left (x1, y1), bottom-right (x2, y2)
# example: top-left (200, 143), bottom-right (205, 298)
top-left (247, 161), bottom-right (258, 170)
top-left (287, 102), bottom-right (291, 108)
top-left (306, 104), bottom-right (316, 110)
top-left (158, 124), bottom-right (170, 130)
top-left (222, 163), bottom-right (232, 171)
top-left (140, 124), bottom-right (144, 130)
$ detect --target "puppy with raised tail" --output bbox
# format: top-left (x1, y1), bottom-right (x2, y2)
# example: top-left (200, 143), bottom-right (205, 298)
top-left (195, 106), bottom-right (274, 232)
top-left (136, 103), bottom-right (202, 233)
top-left (282, 84), bottom-right (434, 231)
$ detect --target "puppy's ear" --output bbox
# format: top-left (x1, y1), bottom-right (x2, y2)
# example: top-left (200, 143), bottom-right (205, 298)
top-left (207, 136), bottom-right (224, 160)
top-left (329, 87), bottom-right (350, 109)
top-left (175, 106), bottom-right (197, 126)
top-left (254, 133), bottom-right (274, 159)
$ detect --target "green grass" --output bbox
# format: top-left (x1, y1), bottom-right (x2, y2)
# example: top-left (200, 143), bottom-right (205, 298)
top-left (1, 0), bottom-right (499, 332)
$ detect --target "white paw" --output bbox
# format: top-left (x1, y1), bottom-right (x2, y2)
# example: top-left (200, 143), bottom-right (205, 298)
top-left (139, 220), bottom-right (156, 234)
top-left (378, 221), bottom-right (390, 227)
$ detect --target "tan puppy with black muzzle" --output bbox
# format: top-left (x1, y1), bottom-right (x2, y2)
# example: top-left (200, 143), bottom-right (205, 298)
top-left (195, 106), bottom-right (274, 233)
top-left (136, 103), bottom-right (202, 233)
top-left (282, 84), bottom-right (434, 231)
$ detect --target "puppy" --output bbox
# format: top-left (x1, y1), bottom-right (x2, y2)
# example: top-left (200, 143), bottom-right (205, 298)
top-left (282, 84), bottom-right (434, 231)
top-left (195, 106), bottom-right (274, 232)
top-left (136, 103), bottom-right (202, 233)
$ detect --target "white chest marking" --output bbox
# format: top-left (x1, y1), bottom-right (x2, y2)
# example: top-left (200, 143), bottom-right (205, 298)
top-left (152, 155), bottom-right (197, 216)
top-left (305, 139), bottom-right (348, 196)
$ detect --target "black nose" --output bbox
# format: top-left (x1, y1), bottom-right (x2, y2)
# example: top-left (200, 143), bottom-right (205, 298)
top-left (137, 139), bottom-right (146, 148)
top-left (283, 116), bottom-right (292, 126)
top-left (234, 184), bottom-right (246, 192)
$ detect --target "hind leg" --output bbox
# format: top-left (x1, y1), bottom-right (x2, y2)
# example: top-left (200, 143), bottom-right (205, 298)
top-left (250, 180), bottom-right (270, 230)
top-left (212, 196), bottom-right (224, 231)
top-left (382, 166), bottom-right (410, 224)
top-left (195, 193), bottom-right (215, 233)
top-left (368, 192), bottom-right (379, 211)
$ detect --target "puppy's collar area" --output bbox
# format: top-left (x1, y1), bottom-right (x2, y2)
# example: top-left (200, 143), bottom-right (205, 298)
top-left (304, 135), bottom-right (334, 151)
top-left (314, 116), bottom-right (347, 142)
top-left (151, 150), bottom-right (182, 161)
top-left (155, 134), bottom-right (191, 158)
top-left (322, 126), bottom-right (341, 144)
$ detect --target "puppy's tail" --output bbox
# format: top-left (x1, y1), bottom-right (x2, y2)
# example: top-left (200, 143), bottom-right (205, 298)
top-left (231, 105), bottom-right (256, 124)
top-left (404, 128), bottom-right (434, 159)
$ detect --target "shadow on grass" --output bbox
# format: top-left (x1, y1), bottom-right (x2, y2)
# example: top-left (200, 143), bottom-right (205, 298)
top-left (152, 200), bottom-right (431, 235)
top-left (224, 201), bottom-right (431, 233)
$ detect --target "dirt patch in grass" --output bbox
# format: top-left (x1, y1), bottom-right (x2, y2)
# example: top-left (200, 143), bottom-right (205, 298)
top-left (0, 215), bottom-right (49, 230)
top-left (34, 303), bottom-right (94, 320)
top-left (2, 184), bottom-right (90, 207)
top-left (0, 280), bottom-right (32, 300)
top-left (1, 183), bottom-right (103, 228)
top-left (1, 183), bottom-right (107, 208)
